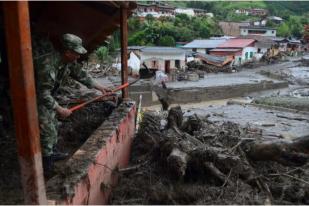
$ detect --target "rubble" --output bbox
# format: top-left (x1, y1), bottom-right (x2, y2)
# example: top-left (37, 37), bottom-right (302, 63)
top-left (110, 107), bottom-right (309, 204)
top-left (260, 51), bottom-right (289, 64)
top-left (187, 60), bottom-right (233, 73)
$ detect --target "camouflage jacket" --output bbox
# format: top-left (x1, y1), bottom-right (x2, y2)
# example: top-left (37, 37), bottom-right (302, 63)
top-left (33, 36), bottom-right (95, 110)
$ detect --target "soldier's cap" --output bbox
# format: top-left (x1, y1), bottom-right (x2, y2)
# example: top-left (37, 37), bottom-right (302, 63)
top-left (62, 33), bottom-right (87, 55)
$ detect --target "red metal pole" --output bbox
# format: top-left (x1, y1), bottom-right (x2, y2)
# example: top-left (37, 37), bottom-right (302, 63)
top-left (69, 82), bottom-right (129, 112)
top-left (120, 5), bottom-right (129, 99)
top-left (3, 1), bottom-right (47, 204)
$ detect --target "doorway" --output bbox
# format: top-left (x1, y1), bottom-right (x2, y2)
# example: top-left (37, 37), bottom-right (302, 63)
top-left (165, 60), bottom-right (170, 73)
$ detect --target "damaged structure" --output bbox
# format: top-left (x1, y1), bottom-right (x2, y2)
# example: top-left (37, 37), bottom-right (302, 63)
top-left (209, 38), bottom-right (257, 65)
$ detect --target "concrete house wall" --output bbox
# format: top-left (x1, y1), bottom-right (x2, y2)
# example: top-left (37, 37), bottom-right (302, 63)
top-left (240, 28), bottom-right (276, 37)
top-left (241, 46), bottom-right (257, 63)
top-left (141, 52), bottom-right (186, 72)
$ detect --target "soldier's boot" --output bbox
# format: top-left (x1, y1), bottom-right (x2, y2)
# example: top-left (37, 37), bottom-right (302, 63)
top-left (42, 156), bottom-right (54, 179)
top-left (52, 147), bottom-right (69, 161)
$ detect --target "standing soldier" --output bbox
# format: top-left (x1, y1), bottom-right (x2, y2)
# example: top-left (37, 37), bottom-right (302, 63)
top-left (33, 33), bottom-right (111, 176)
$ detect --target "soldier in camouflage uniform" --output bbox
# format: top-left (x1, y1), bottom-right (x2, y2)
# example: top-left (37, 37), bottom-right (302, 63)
top-left (33, 33), bottom-right (110, 175)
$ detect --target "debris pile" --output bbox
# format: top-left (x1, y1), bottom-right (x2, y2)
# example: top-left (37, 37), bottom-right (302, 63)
top-left (260, 51), bottom-right (288, 64)
top-left (110, 107), bottom-right (309, 204)
top-left (187, 60), bottom-right (233, 73)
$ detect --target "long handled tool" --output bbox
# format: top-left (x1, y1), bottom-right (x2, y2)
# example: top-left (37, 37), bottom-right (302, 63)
top-left (69, 78), bottom-right (139, 112)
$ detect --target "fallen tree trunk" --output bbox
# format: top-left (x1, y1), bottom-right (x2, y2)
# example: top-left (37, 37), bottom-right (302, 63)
top-left (144, 107), bottom-right (309, 180)
top-left (244, 136), bottom-right (309, 166)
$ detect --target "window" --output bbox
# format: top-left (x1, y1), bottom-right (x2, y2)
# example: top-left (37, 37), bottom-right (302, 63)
top-left (175, 60), bottom-right (180, 68)
top-left (272, 31), bottom-right (275, 34)
top-left (245, 52), bottom-right (248, 60)
top-left (250, 52), bottom-right (253, 58)
top-left (248, 30), bottom-right (267, 34)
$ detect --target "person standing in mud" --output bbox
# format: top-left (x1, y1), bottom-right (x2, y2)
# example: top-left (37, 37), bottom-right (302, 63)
top-left (33, 33), bottom-right (111, 176)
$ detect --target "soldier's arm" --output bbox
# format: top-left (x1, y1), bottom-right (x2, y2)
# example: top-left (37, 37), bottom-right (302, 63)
top-left (69, 62), bottom-right (111, 94)
top-left (37, 65), bottom-right (72, 118)
top-left (69, 62), bottom-right (95, 88)
top-left (36, 64), bottom-right (59, 110)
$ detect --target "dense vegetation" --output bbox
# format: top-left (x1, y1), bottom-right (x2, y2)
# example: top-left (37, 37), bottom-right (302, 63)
top-left (97, 1), bottom-right (309, 54)
top-left (181, 1), bottom-right (309, 38)
top-left (128, 14), bottom-right (222, 46)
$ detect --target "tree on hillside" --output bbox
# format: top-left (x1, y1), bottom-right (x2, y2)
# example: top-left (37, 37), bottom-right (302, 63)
top-left (277, 23), bottom-right (291, 37)
top-left (186, 1), bottom-right (215, 11)
top-left (158, 36), bottom-right (176, 46)
top-left (287, 16), bottom-right (303, 38)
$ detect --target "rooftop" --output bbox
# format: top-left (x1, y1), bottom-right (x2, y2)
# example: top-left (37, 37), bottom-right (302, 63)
top-left (182, 39), bottom-right (227, 49)
top-left (141, 47), bottom-right (185, 55)
top-left (128, 46), bottom-right (146, 50)
top-left (210, 48), bottom-right (241, 52)
top-left (217, 39), bottom-right (256, 48)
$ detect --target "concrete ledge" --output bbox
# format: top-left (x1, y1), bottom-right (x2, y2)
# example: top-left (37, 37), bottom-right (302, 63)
top-left (167, 81), bottom-right (288, 103)
top-left (46, 101), bottom-right (136, 205)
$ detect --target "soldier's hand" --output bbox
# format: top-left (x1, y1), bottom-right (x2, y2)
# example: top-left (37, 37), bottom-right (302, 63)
top-left (93, 81), bottom-right (112, 95)
top-left (99, 87), bottom-right (112, 95)
top-left (56, 106), bottom-right (72, 118)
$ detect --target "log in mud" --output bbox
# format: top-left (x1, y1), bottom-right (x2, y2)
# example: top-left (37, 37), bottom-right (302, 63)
top-left (110, 106), bottom-right (309, 205)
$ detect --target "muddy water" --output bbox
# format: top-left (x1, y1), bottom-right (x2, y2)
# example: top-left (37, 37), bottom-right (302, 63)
top-left (145, 97), bottom-right (251, 111)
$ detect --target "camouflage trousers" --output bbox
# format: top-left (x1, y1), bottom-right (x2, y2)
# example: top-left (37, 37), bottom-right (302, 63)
top-left (38, 105), bottom-right (58, 156)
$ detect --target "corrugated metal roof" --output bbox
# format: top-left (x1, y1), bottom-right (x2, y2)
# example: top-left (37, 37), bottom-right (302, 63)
top-left (182, 39), bottom-right (227, 49)
top-left (217, 39), bottom-right (256, 48)
top-left (128, 46), bottom-right (145, 50)
top-left (210, 48), bottom-right (241, 52)
top-left (141, 47), bottom-right (185, 54)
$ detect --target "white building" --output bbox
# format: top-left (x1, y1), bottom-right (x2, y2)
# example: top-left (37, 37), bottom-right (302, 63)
top-left (240, 26), bottom-right (276, 37)
top-left (140, 47), bottom-right (186, 73)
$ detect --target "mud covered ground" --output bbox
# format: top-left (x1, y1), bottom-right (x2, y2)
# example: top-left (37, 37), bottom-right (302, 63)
top-left (0, 101), bottom-right (115, 204)
top-left (56, 101), bottom-right (116, 157)
top-left (0, 127), bottom-right (23, 204)
top-left (110, 108), bottom-right (309, 205)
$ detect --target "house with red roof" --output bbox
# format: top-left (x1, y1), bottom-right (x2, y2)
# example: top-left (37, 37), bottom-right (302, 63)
top-left (209, 38), bottom-right (257, 65)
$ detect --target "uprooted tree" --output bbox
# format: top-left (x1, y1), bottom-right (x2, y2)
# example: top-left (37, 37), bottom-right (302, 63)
top-left (140, 106), bottom-right (309, 180)
top-left (121, 106), bottom-right (309, 204)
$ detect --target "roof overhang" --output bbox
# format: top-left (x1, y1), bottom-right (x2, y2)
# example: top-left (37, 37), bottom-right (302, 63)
top-left (27, 1), bottom-right (136, 53)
